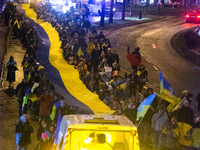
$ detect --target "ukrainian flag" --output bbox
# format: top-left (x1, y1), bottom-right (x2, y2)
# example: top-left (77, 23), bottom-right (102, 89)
top-left (77, 47), bottom-right (84, 57)
top-left (136, 93), bottom-right (157, 121)
top-left (116, 79), bottom-right (128, 90)
top-left (77, 44), bottom-right (91, 61)
top-left (160, 71), bottom-right (181, 112)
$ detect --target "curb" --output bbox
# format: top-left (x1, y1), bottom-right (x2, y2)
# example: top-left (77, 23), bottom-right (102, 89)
top-left (170, 26), bottom-right (200, 68)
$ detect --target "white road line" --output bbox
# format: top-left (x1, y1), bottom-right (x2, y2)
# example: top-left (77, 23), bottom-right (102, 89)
top-left (153, 65), bottom-right (159, 70)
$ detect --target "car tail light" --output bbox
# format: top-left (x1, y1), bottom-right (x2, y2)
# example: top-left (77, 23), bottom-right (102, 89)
top-left (197, 15), bottom-right (200, 18)
top-left (186, 14), bottom-right (190, 18)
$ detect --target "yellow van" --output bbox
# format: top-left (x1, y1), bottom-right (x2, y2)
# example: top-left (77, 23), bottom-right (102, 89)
top-left (55, 114), bottom-right (140, 150)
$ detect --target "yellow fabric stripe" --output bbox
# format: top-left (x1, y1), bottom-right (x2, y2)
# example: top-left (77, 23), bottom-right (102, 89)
top-left (22, 4), bottom-right (114, 114)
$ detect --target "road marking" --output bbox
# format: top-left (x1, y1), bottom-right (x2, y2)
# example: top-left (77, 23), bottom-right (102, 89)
top-left (153, 65), bottom-right (159, 70)
top-left (153, 44), bottom-right (157, 49)
top-left (146, 59), bottom-right (150, 63)
top-left (195, 66), bottom-right (200, 70)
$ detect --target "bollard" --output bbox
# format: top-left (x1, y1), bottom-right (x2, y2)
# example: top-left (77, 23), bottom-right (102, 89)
top-left (139, 11), bottom-right (142, 19)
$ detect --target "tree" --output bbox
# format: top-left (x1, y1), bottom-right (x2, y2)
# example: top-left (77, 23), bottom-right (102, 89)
top-left (109, 0), bottom-right (114, 23)
top-left (100, 0), bottom-right (106, 26)
top-left (122, 0), bottom-right (126, 20)
top-left (146, 0), bottom-right (150, 6)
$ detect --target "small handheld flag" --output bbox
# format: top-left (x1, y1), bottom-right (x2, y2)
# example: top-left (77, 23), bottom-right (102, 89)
top-left (137, 93), bottom-right (157, 121)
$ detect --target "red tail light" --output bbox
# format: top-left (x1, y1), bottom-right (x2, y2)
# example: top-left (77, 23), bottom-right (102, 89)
top-left (197, 15), bottom-right (200, 18)
top-left (186, 14), bottom-right (190, 18)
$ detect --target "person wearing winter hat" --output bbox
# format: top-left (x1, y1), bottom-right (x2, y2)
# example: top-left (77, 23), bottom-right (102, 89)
top-left (37, 133), bottom-right (53, 150)
top-left (181, 90), bottom-right (189, 99)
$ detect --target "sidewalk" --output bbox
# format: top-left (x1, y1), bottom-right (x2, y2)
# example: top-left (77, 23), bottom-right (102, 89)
top-left (0, 31), bottom-right (38, 150)
top-left (93, 14), bottom-right (165, 35)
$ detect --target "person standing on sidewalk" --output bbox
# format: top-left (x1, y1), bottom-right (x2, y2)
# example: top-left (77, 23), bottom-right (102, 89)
top-left (15, 114), bottom-right (34, 150)
top-left (6, 56), bottom-right (18, 89)
top-left (16, 78), bottom-right (29, 118)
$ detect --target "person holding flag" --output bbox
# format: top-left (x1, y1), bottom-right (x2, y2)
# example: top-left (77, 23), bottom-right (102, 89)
top-left (136, 93), bottom-right (156, 149)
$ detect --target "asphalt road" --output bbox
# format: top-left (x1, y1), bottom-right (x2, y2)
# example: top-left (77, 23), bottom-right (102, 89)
top-left (107, 16), bottom-right (200, 98)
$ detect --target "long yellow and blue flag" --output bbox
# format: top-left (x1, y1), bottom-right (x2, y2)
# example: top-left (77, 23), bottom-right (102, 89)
top-left (136, 93), bottom-right (157, 121)
top-left (160, 71), bottom-right (181, 112)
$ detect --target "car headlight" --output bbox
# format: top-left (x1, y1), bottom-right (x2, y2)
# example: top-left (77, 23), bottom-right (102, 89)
top-left (113, 8), bottom-right (116, 11)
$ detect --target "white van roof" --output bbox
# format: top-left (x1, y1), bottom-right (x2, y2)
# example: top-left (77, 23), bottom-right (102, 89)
top-left (63, 114), bottom-right (136, 127)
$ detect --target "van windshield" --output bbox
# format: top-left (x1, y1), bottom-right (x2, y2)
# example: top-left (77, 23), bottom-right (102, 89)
top-left (70, 130), bottom-right (134, 150)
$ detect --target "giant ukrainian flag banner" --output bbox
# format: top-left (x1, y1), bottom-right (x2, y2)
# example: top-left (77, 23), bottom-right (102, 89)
top-left (159, 71), bottom-right (181, 112)
top-left (136, 93), bottom-right (157, 121)
top-left (19, 4), bottom-right (114, 115)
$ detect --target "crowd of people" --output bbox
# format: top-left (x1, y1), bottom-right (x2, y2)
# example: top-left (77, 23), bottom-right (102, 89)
top-left (2, 1), bottom-right (200, 150)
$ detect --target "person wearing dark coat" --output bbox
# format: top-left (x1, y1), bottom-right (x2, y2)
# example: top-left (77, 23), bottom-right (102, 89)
top-left (15, 114), bottom-right (34, 150)
top-left (37, 119), bottom-right (48, 141)
top-left (83, 18), bottom-right (91, 33)
top-left (128, 69), bottom-right (139, 97)
top-left (15, 78), bottom-right (29, 118)
top-left (105, 48), bottom-right (114, 67)
top-left (91, 45), bottom-right (102, 73)
top-left (138, 106), bottom-right (154, 148)
top-left (177, 100), bottom-right (194, 126)
top-left (196, 93), bottom-right (200, 111)
top-left (124, 101), bottom-right (137, 124)
top-left (6, 56), bottom-right (18, 88)
top-left (21, 53), bottom-right (31, 77)
top-left (138, 65), bottom-right (148, 93)
top-left (112, 50), bottom-right (119, 64)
